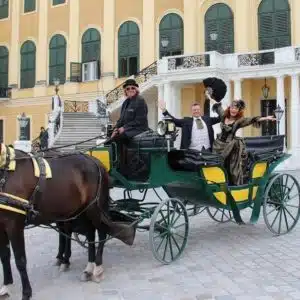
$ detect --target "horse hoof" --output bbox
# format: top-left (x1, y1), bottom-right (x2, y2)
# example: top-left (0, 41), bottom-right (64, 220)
top-left (0, 285), bottom-right (11, 297)
top-left (92, 265), bottom-right (104, 283)
top-left (92, 273), bottom-right (104, 283)
top-left (80, 272), bottom-right (92, 282)
top-left (59, 264), bottom-right (70, 272)
top-left (53, 259), bottom-right (62, 267)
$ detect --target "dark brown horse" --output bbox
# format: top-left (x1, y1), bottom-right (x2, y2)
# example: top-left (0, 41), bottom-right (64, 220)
top-left (0, 145), bottom-right (135, 300)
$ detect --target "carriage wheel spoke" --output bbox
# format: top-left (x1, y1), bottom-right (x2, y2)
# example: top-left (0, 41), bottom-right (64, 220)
top-left (171, 235), bottom-right (181, 252)
top-left (283, 206), bottom-right (296, 222)
top-left (266, 207), bottom-right (277, 216)
top-left (168, 236), bottom-right (174, 261)
top-left (162, 236), bottom-right (169, 261)
top-left (283, 208), bottom-right (290, 232)
top-left (155, 233), bottom-right (167, 253)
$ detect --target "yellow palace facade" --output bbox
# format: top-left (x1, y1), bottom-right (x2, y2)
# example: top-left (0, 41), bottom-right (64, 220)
top-left (0, 0), bottom-right (300, 168)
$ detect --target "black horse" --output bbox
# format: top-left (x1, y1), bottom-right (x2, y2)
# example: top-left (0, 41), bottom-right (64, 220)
top-left (0, 145), bottom-right (135, 300)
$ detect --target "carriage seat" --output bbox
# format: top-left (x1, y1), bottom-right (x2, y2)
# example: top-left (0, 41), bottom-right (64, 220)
top-left (168, 149), bottom-right (224, 172)
top-left (127, 130), bottom-right (174, 150)
top-left (244, 135), bottom-right (284, 162)
top-left (201, 161), bottom-right (268, 205)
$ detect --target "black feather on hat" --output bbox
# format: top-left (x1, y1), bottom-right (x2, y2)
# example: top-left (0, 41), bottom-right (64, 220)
top-left (123, 79), bottom-right (139, 89)
top-left (232, 99), bottom-right (246, 110)
top-left (203, 77), bottom-right (227, 102)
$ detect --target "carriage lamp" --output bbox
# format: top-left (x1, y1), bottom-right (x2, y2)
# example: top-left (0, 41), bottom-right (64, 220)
top-left (53, 78), bottom-right (60, 95)
top-left (274, 104), bottom-right (284, 135)
top-left (262, 78), bottom-right (270, 99)
top-left (210, 32), bottom-right (218, 41)
top-left (18, 112), bottom-right (29, 141)
top-left (157, 116), bottom-right (176, 152)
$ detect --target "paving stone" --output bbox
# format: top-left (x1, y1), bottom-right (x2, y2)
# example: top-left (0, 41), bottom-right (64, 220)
top-left (5, 172), bottom-right (300, 300)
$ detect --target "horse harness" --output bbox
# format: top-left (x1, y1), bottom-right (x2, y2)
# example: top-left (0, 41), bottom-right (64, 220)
top-left (0, 146), bottom-right (48, 217)
top-left (0, 146), bottom-right (104, 223)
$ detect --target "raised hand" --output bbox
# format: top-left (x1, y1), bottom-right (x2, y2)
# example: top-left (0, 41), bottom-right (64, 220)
top-left (158, 100), bottom-right (166, 112)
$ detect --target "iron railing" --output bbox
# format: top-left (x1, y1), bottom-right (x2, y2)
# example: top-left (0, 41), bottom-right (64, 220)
top-left (105, 61), bottom-right (158, 105)
top-left (238, 51), bottom-right (275, 67)
top-left (64, 100), bottom-right (89, 113)
top-left (168, 54), bottom-right (210, 71)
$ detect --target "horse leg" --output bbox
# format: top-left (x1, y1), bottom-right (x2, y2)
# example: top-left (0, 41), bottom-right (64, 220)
top-left (8, 227), bottom-right (32, 300)
top-left (0, 230), bottom-right (13, 297)
top-left (80, 227), bottom-right (96, 282)
top-left (92, 228), bottom-right (106, 283)
top-left (59, 222), bottom-right (72, 272)
top-left (54, 223), bottom-right (65, 267)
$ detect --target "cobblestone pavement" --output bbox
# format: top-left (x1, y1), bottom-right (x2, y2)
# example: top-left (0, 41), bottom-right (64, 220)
top-left (4, 171), bottom-right (300, 300)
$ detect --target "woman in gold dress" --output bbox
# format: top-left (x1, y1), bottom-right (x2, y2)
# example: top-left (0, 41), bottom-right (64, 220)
top-left (205, 91), bottom-right (276, 185)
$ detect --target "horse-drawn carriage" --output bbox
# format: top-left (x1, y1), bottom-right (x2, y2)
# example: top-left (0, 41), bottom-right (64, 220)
top-left (74, 117), bottom-right (300, 264)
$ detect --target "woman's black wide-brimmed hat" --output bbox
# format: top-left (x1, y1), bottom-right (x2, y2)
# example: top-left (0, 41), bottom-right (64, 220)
top-left (123, 79), bottom-right (139, 89)
top-left (203, 77), bottom-right (227, 102)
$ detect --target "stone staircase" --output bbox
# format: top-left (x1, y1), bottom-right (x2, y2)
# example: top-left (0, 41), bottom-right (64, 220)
top-left (53, 112), bottom-right (106, 152)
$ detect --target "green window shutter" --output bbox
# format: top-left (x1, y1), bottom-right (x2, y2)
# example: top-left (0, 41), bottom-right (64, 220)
top-left (205, 3), bottom-right (234, 54)
top-left (49, 34), bottom-right (66, 85)
top-left (159, 13), bottom-right (184, 58)
top-left (53, 0), bottom-right (65, 5)
top-left (0, 46), bottom-right (8, 88)
top-left (24, 0), bottom-right (35, 13)
top-left (0, 0), bottom-right (8, 19)
top-left (20, 41), bottom-right (36, 89)
top-left (81, 28), bottom-right (101, 63)
top-left (118, 21), bottom-right (139, 77)
top-left (258, 0), bottom-right (291, 50)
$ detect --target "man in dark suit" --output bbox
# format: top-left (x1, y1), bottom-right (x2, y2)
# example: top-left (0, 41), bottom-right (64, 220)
top-left (111, 79), bottom-right (148, 143)
top-left (158, 100), bottom-right (220, 151)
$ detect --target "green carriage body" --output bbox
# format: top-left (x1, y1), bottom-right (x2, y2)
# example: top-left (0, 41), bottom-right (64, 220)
top-left (83, 135), bottom-right (299, 264)
top-left (87, 143), bottom-right (290, 211)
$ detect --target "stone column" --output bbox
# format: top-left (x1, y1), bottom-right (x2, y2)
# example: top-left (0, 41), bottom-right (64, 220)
top-left (234, 79), bottom-right (242, 99)
top-left (164, 82), bottom-right (172, 113)
top-left (142, 0), bottom-right (155, 67)
top-left (276, 75), bottom-right (286, 139)
top-left (102, 0), bottom-right (116, 91)
top-left (157, 84), bottom-right (164, 122)
top-left (8, 0), bottom-right (20, 91)
top-left (171, 84), bottom-right (182, 148)
top-left (34, 0), bottom-right (48, 96)
top-left (183, 0), bottom-right (197, 54)
top-left (290, 74), bottom-right (300, 151)
top-left (223, 79), bottom-right (231, 107)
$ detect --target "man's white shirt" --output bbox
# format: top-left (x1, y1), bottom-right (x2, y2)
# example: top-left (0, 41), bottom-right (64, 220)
top-left (189, 117), bottom-right (210, 151)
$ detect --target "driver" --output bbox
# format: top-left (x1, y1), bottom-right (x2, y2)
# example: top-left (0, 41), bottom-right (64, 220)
top-left (110, 79), bottom-right (149, 143)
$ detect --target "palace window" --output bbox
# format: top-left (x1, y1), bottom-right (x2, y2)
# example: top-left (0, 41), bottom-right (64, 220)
top-left (49, 34), bottom-right (66, 85)
top-left (20, 41), bottom-right (36, 89)
top-left (205, 3), bottom-right (234, 54)
top-left (53, 0), bottom-right (65, 6)
top-left (0, 0), bottom-right (8, 19)
top-left (0, 46), bottom-right (8, 88)
top-left (70, 28), bottom-right (101, 82)
top-left (258, 0), bottom-right (291, 50)
top-left (24, 0), bottom-right (35, 13)
top-left (118, 21), bottom-right (139, 78)
top-left (159, 13), bottom-right (184, 58)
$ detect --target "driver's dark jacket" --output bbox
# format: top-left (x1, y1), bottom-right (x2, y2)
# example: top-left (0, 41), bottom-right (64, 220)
top-left (115, 94), bottom-right (149, 138)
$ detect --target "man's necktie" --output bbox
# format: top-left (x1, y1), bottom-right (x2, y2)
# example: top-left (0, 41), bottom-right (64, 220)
top-left (196, 118), bottom-right (204, 129)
